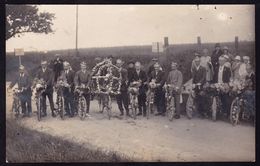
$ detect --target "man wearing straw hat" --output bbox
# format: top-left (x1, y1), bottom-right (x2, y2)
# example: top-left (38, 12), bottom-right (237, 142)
top-left (35, 60), bottom-right (56, 117)
top-left (8, 65), bottom-right (32, 117)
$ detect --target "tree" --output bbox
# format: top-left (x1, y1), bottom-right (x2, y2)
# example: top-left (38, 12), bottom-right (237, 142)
top-left (6, 5), bottom-right (55, 40)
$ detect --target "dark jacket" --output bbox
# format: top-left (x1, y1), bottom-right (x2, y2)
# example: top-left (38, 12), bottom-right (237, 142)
top-left (119, 67), bottom-right (128, 92)
top-left (59, 69), bottom-right (75, 89)
top-left (245, 73), bottom-right (255, 90)
top-left (213, 66), bottom-right (231, 83)
top-left (51, 58), bottom-right (64, 73)
top-left (127, 67), bottom-right (135, 85)
top-left (74, 70), bottom-right (91, 87)
top-left (130, 69), bottom-right (148, 94)
top-left (192, 66), bottom-right (206, 85)
top-left (211, 49), bottom-right (223, 71)
top-left (149, 70), bottom-right (165, 89)
top-left (9, 72), bottom-right (32, 95)
top-left (36, 67), bottom-right (54, 93)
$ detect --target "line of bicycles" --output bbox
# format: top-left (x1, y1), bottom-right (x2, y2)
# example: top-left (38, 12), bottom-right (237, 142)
top-left (185, 82), bottom-right (255, 126)
top-left (10, 79), bottom-right (255, 126)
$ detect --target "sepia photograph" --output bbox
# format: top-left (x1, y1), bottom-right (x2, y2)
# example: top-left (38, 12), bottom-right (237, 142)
top-left (5, 4), bottom-right (255, 162)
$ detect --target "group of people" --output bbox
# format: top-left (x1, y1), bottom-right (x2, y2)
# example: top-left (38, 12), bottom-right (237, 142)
top-left (8, 43), bottom-right (255, 121)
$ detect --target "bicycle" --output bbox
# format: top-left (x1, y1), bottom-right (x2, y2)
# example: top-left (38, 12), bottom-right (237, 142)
top-left (146, 80), bottom-right (158, 119)
top-left (55, 80), bottom-right (71, 120)
top-left (75, 84), bottom-right (90, 120)
top-left (128, 81), bottom-right (141, 119)
top-left (10, 88), bottom-right (23, 119)
top-left (185, 83), bottom-right (202, 119)
top-left (34, 79), bottom-right (47, 121)
top-left (229, 82), bottom-right (254, 126)
top-left (163, 84), bottom-right (177, 121)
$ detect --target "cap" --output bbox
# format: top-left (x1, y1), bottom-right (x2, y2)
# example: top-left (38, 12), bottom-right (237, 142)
top-left (152, 57), bottom-right (158, 61)
top-left (223, 46), bottom-right (229, 50)
top-left (95, 57), bottom-right (101, 61)
top-left (80, 62), bottom-right (87, 67)
top-left (116, 59), bottom-right (122, 64)
top-left (234, 56), bottom-right (241, 61)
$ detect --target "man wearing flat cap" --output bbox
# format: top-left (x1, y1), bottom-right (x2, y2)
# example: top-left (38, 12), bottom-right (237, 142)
top-left (74, 61), bottom-right (92, 116)
top-left (147, 57), bottom-right (159, 78)
top-left (8, 65), bottom-right (32, 117)
top-left (149, 62), bottom-right (166, 116)
top-left (165, 62), bottom-right (183, 119)
top-left (211, 43), bottom-right (223, 80)
top-left (35, 60), bottom-right (56, 117)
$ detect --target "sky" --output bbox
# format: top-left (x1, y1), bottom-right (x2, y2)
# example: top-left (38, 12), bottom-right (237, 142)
top-left (6, 5), bottom-right (255, 52)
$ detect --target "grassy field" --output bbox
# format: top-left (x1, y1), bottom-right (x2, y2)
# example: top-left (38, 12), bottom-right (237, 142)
top-left (6, 119), bottom-right (129, 162)
top-left (6, 41), bottom-right (255, 83)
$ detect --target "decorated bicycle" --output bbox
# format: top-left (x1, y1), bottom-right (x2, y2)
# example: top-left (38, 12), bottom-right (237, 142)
top-left (10, 88), bottom-right (24, 119)
top-left (33, 78), bottom-right (47, 121)
top-left (146, 79), bottom-right (158, 119)
top-left (128, 80), bottom-right (141, 119)
top-left (163, 84), bottom-right (179, 121)
top-left (74, 83), bottom-right (90, 120)
top-left (91, 58), bottom-right (122, 119)
top-left (55, 78), bottom-right (71, 120)
top-left (229, 81), bottom-right (255, 126)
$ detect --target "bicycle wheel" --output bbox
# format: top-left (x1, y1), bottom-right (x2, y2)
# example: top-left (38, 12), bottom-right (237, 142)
top-left (58, 95), bottom-right (65, 120)
top-left (186, 94), bottom-right (194, 119)
top-left (132, 95), bottom-right (137, 120)
top-left (78, 96), bottom-right (87, 120)
top-left (36, 97), bottom-right (42, 121)
top-left (107, 95), bottom-right (112, 120)
top-left (12, 99), bottom-right (19, 119)
top-left (168, 97), bottom-right (175, 121)
top-left (230, 98), bottom-right (240, 126)
top-left (211, 96), bottom-right (217, 121)
top-left (146, 96), bottom-right (151, 120)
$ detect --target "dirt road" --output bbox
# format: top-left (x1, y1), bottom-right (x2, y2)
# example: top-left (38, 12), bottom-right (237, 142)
top-left (6, 83), bottom-right (255, 162)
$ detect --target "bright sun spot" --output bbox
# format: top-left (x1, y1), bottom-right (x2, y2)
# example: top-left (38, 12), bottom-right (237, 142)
top-left (218, 12), bottom-right (228, 21)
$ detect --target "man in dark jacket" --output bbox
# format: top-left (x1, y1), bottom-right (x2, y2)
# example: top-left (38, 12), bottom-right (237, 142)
top-left (35, 60), bottom-right (56, 117)
top-left (147, 57), bottom-right (159, 78)
top-left (127, 61), bottom-right (135, 86)
top-left (214, 56), bottom-right (232, 117)
top-left (74, 62), bottom-right (92, 116)
top-left (58, 61), bottom-right (76, 117)
top-left (115, 59), bottom-right (130, 116)
top-left (130, 61), bottom-right (148, 117)
top-left (51, 54), bottom-right (64, 84)
top-left (8, 65), bottom-right (32, 117)
top-left (191, 56), bottom-right (207, 117)
top-left (149, 62), bottom-right (166, 116)
top-left (211, 43), bottom-right (223, 82)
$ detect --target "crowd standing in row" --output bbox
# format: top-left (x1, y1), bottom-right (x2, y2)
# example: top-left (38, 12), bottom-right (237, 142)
top-left (8, 43), bottom-right (255, 121)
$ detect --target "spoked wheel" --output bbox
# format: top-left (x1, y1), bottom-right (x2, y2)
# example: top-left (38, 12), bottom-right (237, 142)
top-left (57, 95), bottom-right (65, 120)
top-left (167, 97), bottom-right (175, 121)
top-left (36, 97), bottom-right (43, 121)
top-left (146, 98), bottom-right (152, 120)
top-left (107, 95), bottom-right (112, 120)
top-left (211, 96), bottom-right (218, 121)
top-left (12, 99), bottom-right (21, 119)
top-left (186, 94), bottom-right (194, 119)
top-left (78, 96), bottom-right (87, 120)
top-left (230, 98), bottom-right (241, 126)
top-left (132, 95), bottom-right (138, 120)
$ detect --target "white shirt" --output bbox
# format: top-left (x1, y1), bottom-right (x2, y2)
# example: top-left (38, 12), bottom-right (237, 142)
top-left (136, 70), bottom-right (140, 76)
top-left (218, 65), bottom-right (224, 83)
top-left (20, 73), bottom-right (24, 77)
top-left (42, 68), bottom-right (46, 73)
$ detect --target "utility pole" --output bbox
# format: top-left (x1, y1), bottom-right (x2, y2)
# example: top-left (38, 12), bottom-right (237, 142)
top-left (76, 5), bottom-right (79, 56)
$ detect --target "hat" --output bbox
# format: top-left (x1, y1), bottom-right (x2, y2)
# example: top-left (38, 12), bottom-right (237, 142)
top-left (243, 56), bottom-right (250, 60)
top-left (234, 56), bottom-right (241, 61)
top-left (215, 43), bottom-right (220, 48)
top-left (152, 57), bottom-right (158, 61)
top-left (41, 60), bottom-right (47, 65)
top-left (19, 65), bottom-right (25, 70)
top-left (80, 62), bottom-right (87, 67)
top-left (223, 46), bottom-right (229, 50)
top-left (95, 57), bottom-right (101, 61)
